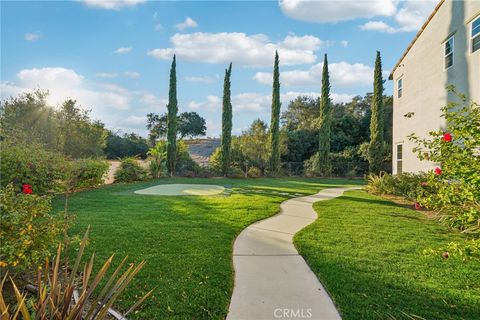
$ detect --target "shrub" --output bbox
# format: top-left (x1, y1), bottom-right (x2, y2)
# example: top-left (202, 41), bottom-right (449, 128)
top-left (70, 158), bottom-right (109, 190)
top-left (1, 228), bottom-right (152, 319)
top-left (409, 90), bottom-right (480, 233)
top-left (366, 173), bottom-right (395, 195)
top-left (176, 140), bottom-right (201, 175)
top-left (114, 157), bottom-right (147, 183)
top-left (0, 142), bottom-right (67, 195)
top-left (247, 167), bottom-right (262, 178)
top-left (147, 142), bottom-right (167, 178)
top-left (423, 239), bottom-right (480, 261)
top-left (330, 147), bottom-right (369, 177)
top-left (229, 167), bottom-right (245, 178)
top-left (209, 147), bottom-right (222, 174)
top-left (304, 153), bottom-right (330, 177)
top-left (366, 173), bottom-right (427, 201)
top-left (0, 184), bottom-right (61, 272)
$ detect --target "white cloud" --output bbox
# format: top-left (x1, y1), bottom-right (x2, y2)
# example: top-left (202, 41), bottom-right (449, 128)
top-left (96, 72), bottom-right (118, 78)
top-left (185, 75), bottom-right (219, 84)
top-left (140, 93), bottom-right (167, 107)
top-left (80, 0), bottom-right (146, 10)
top-left (3, 68), bottom-right (131, 112)
top-left (119, 115), bottom-right (146, 125)
top-left (233, 93), bottom-right (271, 112)
top-left (279, 0), bottom-right (396, 23)
top-left (282, 34), bottom-right (324, 50)
top-left (253, 61), bottom-right (375, 87)
top-left (360, 0), bottom-right (438, 33)
top-left (114, 47), bottom-right (132, 54)
top-left (188, 91), bottom-right (354, 115)
top-left (393, 0), bottom-right (438, 32)
top-left (124, 71), bottom-right (140, 78)
top-left (17, 67), bottom-right (84, 89)
top-left (340, 40), bottom-right (349, 48)
top-left (280, 0), bottom-right (437, 34)
top-left (281, 91), bottom-right (355, 104)
top-left (175, 17), bottom-right (198, 31)
top-left (148, 32), bottom-right (327, 67)
top-left (0, 67), bottom-right (170, 134)
top-left (188, 95), bottom-right (221, 111)
top-left (360, 21), bottom-right (397, 33)
top-left (24, 32), bottom-right (40, 41)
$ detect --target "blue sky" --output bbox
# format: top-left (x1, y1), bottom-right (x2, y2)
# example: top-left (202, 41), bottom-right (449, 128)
top-left (1, 0), bottom-right (438, 137)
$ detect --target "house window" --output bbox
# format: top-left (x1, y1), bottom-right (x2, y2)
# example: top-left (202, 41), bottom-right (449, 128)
top-left (397, 78), bottom-right (403, 98)
top-left (396, 144), bottom-right (403, 175)
top-left (472, 16), bottom-right (480, 53)
top-left (444, 35), bottom-right (454, 69)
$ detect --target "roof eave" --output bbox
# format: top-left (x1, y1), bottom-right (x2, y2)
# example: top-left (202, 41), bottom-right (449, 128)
top-left (388, 0), bottom-right (446, 80)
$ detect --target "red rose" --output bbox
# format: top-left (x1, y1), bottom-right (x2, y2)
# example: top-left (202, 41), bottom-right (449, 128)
top-left (22, 183), bottom-right (32, 195)
top-left (442, 132), bottom-right (452, 142)
top-left (414, 202), bottom-right (421, 210)
top-left (434, 167), bottom-right (442, 175)
top-left (421, 182), bottom-right (428, 187)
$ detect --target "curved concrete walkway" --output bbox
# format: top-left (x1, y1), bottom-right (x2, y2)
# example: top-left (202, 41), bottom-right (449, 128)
top-left (227, 187), bottom-right (360, 320)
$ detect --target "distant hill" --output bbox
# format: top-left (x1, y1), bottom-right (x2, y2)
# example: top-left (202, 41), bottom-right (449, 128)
top-left (185, 138), bottom-right (221, 167)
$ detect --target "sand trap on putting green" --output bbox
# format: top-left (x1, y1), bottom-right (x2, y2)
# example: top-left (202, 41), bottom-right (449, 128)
top-left (134, 184), bottom-right (225, 196)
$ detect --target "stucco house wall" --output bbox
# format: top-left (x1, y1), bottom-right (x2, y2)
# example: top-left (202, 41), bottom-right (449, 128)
top-left (390, 0), bottom-right (480, 174)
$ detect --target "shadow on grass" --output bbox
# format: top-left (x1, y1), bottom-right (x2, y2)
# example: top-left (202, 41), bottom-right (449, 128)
top-left (337, 195), bottom-right (401, 208)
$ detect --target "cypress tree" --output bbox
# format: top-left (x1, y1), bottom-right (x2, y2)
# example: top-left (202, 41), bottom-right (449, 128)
top-left (166, 55), bottom-right (178, 176)
top-left (368, 51), bottom-right (384, 174)
top-left (268, 51), bottom-right (281, 175)
top-left (317, 53), bottom-right (332, 175)
top-left (221, 63), bottom-right (233, 176)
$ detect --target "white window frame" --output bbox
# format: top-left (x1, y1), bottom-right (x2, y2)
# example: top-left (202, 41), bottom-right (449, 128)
top-left (396, 144), bottom-right (403, 175)
top-left (397, 78), bottom-right (403, 98)
top-left (444, 35), bottom-right (454, 70)
top-left (471, 16), bottom-right (480, 54)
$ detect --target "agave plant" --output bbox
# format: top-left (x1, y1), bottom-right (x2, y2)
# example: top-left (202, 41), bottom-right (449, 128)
top-left (0, 227), bottom-right (152, 319)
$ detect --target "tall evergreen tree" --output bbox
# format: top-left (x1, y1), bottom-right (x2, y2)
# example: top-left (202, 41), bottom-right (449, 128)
top-left (368, 51), bottom-right (385, 174)
top-left (221, 63), bottom-right (233, 176)
top-left (317, 53), bottom-right (332, 175)
top-left (268, 51), bottom-right (281, 175)
top-left (166, 55), bottom-right (178, 176)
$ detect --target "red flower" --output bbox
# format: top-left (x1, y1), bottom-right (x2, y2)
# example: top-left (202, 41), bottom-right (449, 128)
top-left (421, 182), bottom-right (428, 187)
top-left (434, 167), bottom-right (442, 175)
top-left (442, 132), bottom-right (452, 142)
top-left (22, 183), bottom-right (32, 195)
top-left (414, 202), bottom-right (422, 210)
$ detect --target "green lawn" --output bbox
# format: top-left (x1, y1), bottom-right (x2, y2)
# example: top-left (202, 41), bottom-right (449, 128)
top-left (294, 190), bottom-right (480, 320)
top-left (54, 177), bottom-right (361, 319)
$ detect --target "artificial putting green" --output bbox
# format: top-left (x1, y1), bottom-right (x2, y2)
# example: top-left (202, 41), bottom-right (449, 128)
top-left (134, 183), bottom-right (225, 196)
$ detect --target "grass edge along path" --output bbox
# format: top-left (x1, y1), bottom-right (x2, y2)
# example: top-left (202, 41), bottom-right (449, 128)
top-left (294, 190), bottom-right (480, 320)
top-left (56, 177), bottom-right (363, 319)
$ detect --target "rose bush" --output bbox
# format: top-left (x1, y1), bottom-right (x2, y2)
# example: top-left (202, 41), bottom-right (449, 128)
top-left (0, 141), bottom-right (67, 195)
top-left (0, 184), bottom-right (61, 274)
top-left (409, 89), bottom-right (479, 233)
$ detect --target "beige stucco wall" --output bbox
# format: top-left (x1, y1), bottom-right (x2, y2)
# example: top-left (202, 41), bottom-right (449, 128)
top-left (391, 0), bottom-right (480, 174)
